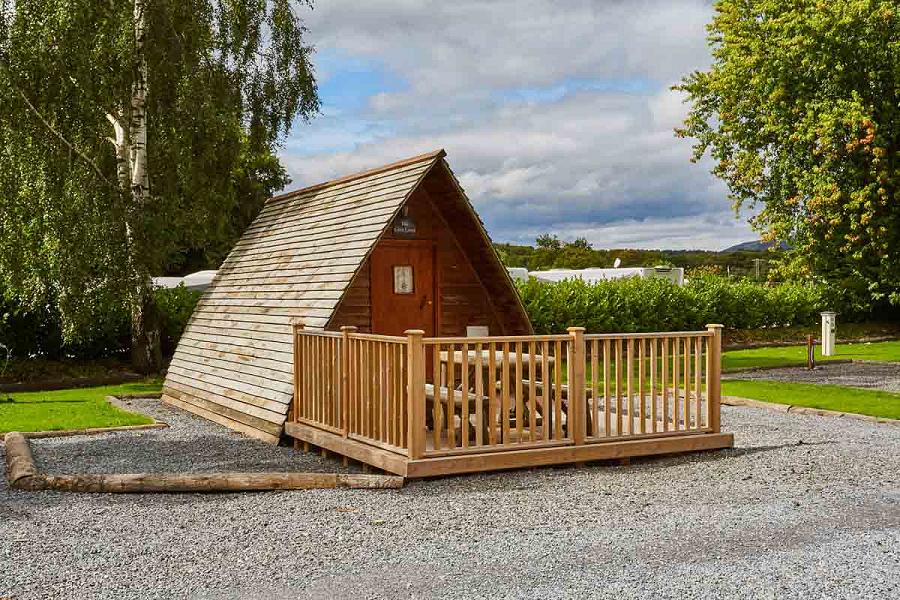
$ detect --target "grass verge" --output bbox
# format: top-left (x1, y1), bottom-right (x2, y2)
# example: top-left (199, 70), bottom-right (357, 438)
top-left (722, 340), bottom-right (900, 371)
top-left (0, 381), bottom-right (161, 434)
top-left (722, 379), bottom-right (900, 420)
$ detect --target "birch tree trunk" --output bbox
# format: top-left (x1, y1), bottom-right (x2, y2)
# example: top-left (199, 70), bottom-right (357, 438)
top-left (108, 0), bottom-right (161, 373)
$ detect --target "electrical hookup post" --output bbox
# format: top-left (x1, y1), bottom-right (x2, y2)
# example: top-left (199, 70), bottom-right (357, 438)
top-left (821, 312), bottom-right (837, 357)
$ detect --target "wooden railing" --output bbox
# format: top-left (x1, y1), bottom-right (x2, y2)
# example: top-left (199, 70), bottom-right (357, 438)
top-left (582, 329), bottom-right (722, 441)
top-left (345, 329), bottom-right (408, 455)
top-left (292, 324), bottom-right (723, 461)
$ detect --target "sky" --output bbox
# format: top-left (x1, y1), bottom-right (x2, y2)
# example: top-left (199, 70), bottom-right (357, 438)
top-left (279, 0), bottom-right (756, 251)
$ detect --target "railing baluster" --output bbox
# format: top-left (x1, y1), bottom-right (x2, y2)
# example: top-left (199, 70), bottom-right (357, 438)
top-left (448, 344), bottom-right (456, 449)
top-left (475, 342), bottom-right (484, 447)
top-left (672, 336), bottom-right (680, 430)
top-left (515, 342), bottom-right (524, 443)
top-left (603, 339), bottom-right (611, 437)
top-left (554, 340), bottom-right (563, 440)
top-left (650, 337), bottom-right (657, 434)
top-left (488, 343), bottom-right (497, 445)
top-left (461, 342), bottom-right (470, 448)
top-left (541, 341), bottom-right (550, 441)
top-left (591, 340), bottom-right (599, 438)
top-left (661, 337), bottom-right (669, 433)
top-left (684, 337), bottom-right (692, 431)
top-left (528, 341), bottom-right (537, 442)
top-left (615, 339), bottom-right (622, 437)
top-left (502, 342), bottom-right (511, 444)
top-left (638, 338), bottom-right (646, 434)
top-left (432, 343), bottom-right (442, 450)
top-left (626, 339), bottom-right (634, 436)
top-left (695, 335), bottom-right (703, 429)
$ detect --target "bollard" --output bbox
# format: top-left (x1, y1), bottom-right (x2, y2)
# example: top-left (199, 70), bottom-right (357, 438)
top-left (806, 335), bottom-right (816, 370)
top-left (821, 312), bottom-right (836, 356)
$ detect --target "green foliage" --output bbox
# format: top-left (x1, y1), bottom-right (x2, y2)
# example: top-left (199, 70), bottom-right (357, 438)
top-left (0, 285), bottom-right (201, 360)
top-left (155, 286), bottom-right (202, 356)
top-left (518, 275), bottom-right (855, 334)
top-left (676, 0), bottom-right (900, 307)
top-left (0, 0), bottom-right (318, 350)
top-left (496, 236), bottom-right (777, 277)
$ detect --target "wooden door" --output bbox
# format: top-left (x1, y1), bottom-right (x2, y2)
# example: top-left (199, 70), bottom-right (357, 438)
top-left (370, 241), bottom-right (436, 336)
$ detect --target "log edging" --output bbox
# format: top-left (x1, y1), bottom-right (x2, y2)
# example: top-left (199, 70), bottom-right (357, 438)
top-left (722, 396), bottom-right (900, 426)
top-left (2, 432), bottom-right (404, 492)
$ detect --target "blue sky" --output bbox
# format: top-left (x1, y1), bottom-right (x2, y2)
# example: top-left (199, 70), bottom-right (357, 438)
top-left (280, 0), bottom-right (755, 250)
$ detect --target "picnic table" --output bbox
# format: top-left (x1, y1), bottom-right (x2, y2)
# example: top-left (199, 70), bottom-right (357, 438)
top-left (437, 349), bottom-right (558, 442)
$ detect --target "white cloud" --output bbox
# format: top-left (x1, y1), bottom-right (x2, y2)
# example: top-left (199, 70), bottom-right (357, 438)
top-left (281, 0), bottom-right (756, 250)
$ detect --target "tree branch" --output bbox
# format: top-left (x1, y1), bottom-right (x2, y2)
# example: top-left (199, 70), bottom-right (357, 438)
top-left (14, 86), bottom-right (114, 188)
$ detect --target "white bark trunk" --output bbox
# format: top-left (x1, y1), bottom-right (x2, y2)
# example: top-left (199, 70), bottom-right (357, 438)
top-left (105, 0), bottom-right (158, 372)
top-left (130, 0), bottom-right (149, 202)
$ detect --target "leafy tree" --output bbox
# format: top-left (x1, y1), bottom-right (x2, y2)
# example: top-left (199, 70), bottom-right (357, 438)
top-left (676, 0), bottom-right (900, 307)
top-left (535, 233), bottom-right (562, 251)
top-left (0, 0), bottom-right (318, 371)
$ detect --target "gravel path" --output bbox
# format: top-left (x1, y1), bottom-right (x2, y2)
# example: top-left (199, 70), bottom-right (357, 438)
top-left (726, 360), bottom-right (900, 392)
top-left (2, 398), bottom-right (898, 599)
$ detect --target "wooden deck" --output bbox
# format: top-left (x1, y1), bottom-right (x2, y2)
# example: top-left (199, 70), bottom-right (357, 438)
top-left (286, 326), bottom-right (734, 477)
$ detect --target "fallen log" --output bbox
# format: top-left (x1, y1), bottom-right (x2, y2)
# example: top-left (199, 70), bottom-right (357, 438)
top-left (3, 432), bottom-right (403, 492)
top-left (35, 472), bottom-right (403, 492)
top-left (4, 432), bottom-right (39, 488)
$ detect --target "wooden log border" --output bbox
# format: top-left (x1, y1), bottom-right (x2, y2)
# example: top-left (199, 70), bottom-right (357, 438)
top-left (2, 432), bottom-right (404, 492)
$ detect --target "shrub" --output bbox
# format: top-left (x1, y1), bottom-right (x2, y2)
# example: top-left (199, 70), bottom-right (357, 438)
top-left (0, 285), bottom-right (202, 360)
top-left (155, 286), bottom-right (203, 356)
top-left (517, 275), bottom-right (856, 334)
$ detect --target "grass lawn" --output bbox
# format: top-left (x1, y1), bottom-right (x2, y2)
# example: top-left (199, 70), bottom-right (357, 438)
top-left (0, 381), bottom-right (161, 434)
top-left (722, 379), bottom-right (900, 420)
top-left (722, 340), bottom-right (900, 371)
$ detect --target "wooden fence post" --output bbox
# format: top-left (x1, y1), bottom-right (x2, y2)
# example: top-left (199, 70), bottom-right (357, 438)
top-left (291, 320), bottom-right (304, 427)
top-left (340, 326), bottom-right (357, 437)
top-left (706, 324), bottom-right (723, 432)
top-left (405, 329), bottom-right (426, 459)
top-left (567, 327), bottom-right (586, 445)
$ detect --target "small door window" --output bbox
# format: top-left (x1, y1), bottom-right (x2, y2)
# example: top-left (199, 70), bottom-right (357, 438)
top-left (393, 265), bottom-right (414, 294)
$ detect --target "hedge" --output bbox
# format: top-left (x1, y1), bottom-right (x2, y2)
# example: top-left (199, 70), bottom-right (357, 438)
top-left (0, 286), bottom-right (202, 360)
top-left (517, 275), bottom-right (866, 334)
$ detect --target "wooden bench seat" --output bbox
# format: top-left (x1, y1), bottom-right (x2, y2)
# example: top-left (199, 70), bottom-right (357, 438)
top-left (424, 383), bottom-right (491, 442)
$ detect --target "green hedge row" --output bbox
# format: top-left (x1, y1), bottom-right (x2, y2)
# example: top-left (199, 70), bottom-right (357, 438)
top-left (0, 286), bottom-right (202, 360)
top-left (517, 275), bottom-right (871, 334)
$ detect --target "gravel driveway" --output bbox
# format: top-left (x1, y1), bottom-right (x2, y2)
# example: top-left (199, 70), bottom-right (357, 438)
top-left (726, 360), bottom-right (900, 393)
top-left (1, 398), bottom-right (898, 599)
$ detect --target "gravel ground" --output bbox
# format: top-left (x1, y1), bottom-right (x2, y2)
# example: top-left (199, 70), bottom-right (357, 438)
top-left (726, 360), bottom-right (900, 392)
top-left (1, 398), bottom-right (898, 599)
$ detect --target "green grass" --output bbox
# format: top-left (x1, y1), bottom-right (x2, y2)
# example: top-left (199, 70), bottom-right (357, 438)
top-left (722, 340), bottom-right (900, 371)
top-left (722, 379), bottom-right (900, 420)
top-left (0, 381), bottom-right (161, 434)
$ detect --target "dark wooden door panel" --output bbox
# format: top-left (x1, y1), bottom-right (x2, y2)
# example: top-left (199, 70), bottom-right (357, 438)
top-left (370, 241), bottom-right (435, 336)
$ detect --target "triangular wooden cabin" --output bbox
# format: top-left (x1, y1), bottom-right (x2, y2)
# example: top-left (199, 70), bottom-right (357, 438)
top-left (162, 150), bottom-right (532, 443)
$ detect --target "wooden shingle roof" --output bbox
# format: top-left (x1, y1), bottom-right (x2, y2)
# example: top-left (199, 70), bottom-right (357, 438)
top-left (162, 150), bottom-right (446, 443)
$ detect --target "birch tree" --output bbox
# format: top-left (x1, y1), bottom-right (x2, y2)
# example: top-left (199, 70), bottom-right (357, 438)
top-left (0, 0), bottom-right (318, 371)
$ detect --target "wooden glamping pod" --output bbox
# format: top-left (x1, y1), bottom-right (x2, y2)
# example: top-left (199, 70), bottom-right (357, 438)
top-left (162, 150), bottom-right (532, 443)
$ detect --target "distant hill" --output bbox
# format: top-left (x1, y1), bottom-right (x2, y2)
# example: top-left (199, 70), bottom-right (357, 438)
top-left (723, 240), bottom-right (789, 252)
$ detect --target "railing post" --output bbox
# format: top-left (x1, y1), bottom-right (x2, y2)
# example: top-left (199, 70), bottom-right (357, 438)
top-left (405, 329), bottom-right (426, 459)
top-left (567, 327), bottom-right (586, 445)
top-left (291, 319), bottom-right (304, 424)
top-left (706, 324), bottom-right (723, 432)
top-left (340, 326), bottom-right (357, 438)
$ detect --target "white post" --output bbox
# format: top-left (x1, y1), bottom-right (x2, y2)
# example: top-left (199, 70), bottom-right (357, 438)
top-left (821, 312), bottom-right (836, 356)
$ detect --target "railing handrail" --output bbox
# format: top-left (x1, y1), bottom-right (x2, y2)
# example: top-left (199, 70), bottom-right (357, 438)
top-left (584, 330), bottom-right (713, 340)
top-left (423, 334), bottom-right (570, 344)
